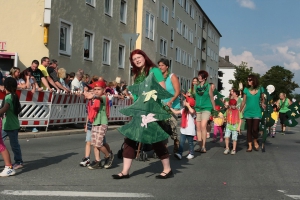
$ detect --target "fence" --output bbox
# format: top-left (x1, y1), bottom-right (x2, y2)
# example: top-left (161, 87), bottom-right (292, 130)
top-left (0, 90), bottom-right (132, 130)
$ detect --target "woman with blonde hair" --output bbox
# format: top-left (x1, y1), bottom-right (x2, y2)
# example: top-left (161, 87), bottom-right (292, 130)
top-left (58, 68), bottom-right (69, 89)
top-left (276, 93), bottom-right (292, 135)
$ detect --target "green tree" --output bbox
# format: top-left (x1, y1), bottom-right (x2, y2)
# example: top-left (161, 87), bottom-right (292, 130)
top-left (290, 93), bottom-right (300, 102)
top-left (260, 66), bottom-right (299, 100)
top-left (229, 61), bottom-right (260, 91)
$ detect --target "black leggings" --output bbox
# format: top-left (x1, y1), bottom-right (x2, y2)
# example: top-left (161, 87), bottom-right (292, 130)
top-left (246, 119), bottom-right (260, 143)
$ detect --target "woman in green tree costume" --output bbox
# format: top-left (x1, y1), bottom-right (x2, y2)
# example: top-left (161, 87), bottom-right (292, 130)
top-left (112, 49), bottom-right (173, 179)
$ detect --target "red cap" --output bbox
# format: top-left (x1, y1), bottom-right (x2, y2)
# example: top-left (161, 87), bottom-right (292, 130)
top-left (183, 94), bottom-right (195, 107)
top-left (89, 81), bottom-right (106, 89)
top-left (215, 105), bottom-right (221, 111)
top-left (229, 99), bottom-right (237, 106)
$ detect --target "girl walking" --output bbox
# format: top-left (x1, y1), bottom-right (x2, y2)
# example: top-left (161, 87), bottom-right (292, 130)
top-left (172, 95), bottom-right (196, 160)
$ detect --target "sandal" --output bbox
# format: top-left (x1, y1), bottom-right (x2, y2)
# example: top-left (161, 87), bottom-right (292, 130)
top-left (195, 148), bottom-right (202, 152)
top-left (200, 148), bottom-right (207, 153)
top-left (112, 172), bottom-right (130, 179)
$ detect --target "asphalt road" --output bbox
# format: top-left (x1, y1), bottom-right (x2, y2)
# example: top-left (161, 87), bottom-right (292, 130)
top-left (0, 123), bottom-right (300, 200)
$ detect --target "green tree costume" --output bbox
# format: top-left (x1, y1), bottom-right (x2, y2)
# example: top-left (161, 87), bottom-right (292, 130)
top-left (118, 72), bottom-right (173, 144)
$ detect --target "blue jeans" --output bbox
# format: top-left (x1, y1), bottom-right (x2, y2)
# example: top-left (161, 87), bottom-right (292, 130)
top-left (2, 129), bottom-right (23, 164)
top-left (178, 134), bottom-right (194, 155)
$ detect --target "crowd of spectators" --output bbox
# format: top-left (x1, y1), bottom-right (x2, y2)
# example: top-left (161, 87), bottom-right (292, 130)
top-left (0, 57), bottom-right (131, 100)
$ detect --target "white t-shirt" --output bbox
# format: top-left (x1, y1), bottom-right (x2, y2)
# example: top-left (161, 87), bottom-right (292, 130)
top-left (180, 109), bottom-right (196, 136)
top-left (71, 77), bottom-right (83, 91)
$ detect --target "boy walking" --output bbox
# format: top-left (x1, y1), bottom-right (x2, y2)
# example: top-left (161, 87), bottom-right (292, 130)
top-left (84, 81), bottom-right (114, 169)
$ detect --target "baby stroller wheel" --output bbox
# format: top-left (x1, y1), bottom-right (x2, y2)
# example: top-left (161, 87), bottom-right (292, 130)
top-left (143, 152), bottom-right (148, 162)
top-left (153, 152), bottom-right (158, 159)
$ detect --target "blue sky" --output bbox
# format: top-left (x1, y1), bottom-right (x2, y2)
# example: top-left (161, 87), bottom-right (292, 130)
top-left (197, 0), bottom-right (300, 93)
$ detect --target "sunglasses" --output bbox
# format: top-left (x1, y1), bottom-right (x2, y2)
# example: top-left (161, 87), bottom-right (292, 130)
top-left (248, 79), bottom-right (252, 81)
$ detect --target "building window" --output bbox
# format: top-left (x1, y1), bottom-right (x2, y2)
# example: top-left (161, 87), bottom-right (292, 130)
top-left (161, 4), bottom-right (169, 24)
top-left (182, 50), bottom-right (186, 65)
top-left (118, 44), bottom-right (125, 68)
top-left (145, 12), bottom-right (155, 40)
top-left (197, 37), bottom-right (201, 49)
top-left (184, 25), bottom-right (188, 39)
top-left (185, 0), bottom-right (189, 13)
top-left (172, 0), bottom-right (175, 18)
top-left (170, 29), bottom-right (174, 48)
top-left (105, 0), bottom-right (113, 16)
top-left (199, 15), bottom-right (202, 28)
top-left (159, 38), bottom-right (167, 56)
top-left (188, 54), bottom-right (192, 68)
top-left (169, 59), bottom-right (173, 72)
top-left (189, 5), bottom-right (195, 19)
top-left (189, 29), bottom-right (193, 43)
top-left (197, 59), bottom-right (200, 70)
top-left (59, 20), bottom-right (72, 55)
top-left (176, 47), bottom-right (181, 62)
top-left (176, 18), bottom-right (182, 34)
top-left (86, 0), bottom-right (95, 7)
top-left (102, 38), bottom-right (111, 65)
top-left (84, 31), bottom-right (94, 60)
top-left (120, 0), bottom-right (127, 23)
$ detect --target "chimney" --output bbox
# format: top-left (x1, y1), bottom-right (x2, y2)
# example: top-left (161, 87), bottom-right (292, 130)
top-left (225, 56), bottom-right (229, 62)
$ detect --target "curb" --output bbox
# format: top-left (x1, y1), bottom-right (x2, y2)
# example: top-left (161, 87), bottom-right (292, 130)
top-left (18, 126), bottom-right (120, 139)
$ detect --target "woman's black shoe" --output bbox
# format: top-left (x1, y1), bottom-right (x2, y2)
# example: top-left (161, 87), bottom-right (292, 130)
top-left (253, 146), bottom-right (259, 151)
top-left (112, 173), bottom-right (130, 179)
top-left (155, 170), bottom-right (173, 179)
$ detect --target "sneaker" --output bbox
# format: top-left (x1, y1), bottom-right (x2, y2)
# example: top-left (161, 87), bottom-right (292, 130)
top-left (88, 160), bottom-right (102, 169)
top-left (174, 153), bottom-right (182, 160)
top-left (281, 131), bottom-right (285, 135)
top-left (186, 154), bottom-right (194, 159)
top-left (0, 166), bottom-right (16, 177)
top-left (13, 163), bottom-right (23, 170)
top-left (79, 157), bottom-right (90, 167)
top-left (104, 151), bottom-right (114, 169)
top-left (206, 132), bottom-right (210, 139)
top-left (224, 148), bottom-right (230, 155)
top-left (32, 128), bottom-right (38, 133)
top-left (220, 138), bottom-right (223, 143)
top-left (231, 150), bottom-right (236, 155)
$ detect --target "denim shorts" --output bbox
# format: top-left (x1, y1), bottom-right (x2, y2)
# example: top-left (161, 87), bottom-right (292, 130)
top-left (224, 128), bottom-right (238, 141)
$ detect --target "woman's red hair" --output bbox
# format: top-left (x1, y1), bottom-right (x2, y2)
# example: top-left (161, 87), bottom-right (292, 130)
top-left (130, 49), bottom-right (156, 79)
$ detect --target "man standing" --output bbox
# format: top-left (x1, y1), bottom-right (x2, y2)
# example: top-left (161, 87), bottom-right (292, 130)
top-left (24, 60), bottom-right (52, 91)
top-left (38, 57), bottom-right (60, 92)
top-left (47, 59), bottom-right (70, 93)
top-left (71, 72), bottom-right (83, 92)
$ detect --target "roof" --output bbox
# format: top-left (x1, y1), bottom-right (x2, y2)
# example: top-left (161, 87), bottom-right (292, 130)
top-left (193, 0), bottom-right (222, 37)
top-left (219, 56), bottom-right (236, 69)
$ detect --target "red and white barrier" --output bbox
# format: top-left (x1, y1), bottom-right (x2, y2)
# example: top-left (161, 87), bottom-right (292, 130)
top-left (0, 90), bottom-right (132, 130)
top-left (0, 90), bottom-right (53, 126)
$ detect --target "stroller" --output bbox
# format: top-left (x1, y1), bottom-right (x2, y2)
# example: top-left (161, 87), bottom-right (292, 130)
top-left (117, 141), bottom-right (154, 162)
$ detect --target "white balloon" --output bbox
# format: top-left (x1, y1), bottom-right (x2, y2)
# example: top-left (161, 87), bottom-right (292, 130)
top-left (266, 85), bottom-right (275, 94)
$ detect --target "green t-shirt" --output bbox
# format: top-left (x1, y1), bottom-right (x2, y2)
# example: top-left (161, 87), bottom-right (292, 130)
top-left (194, 83), bottom-right (212, 112)
top-left (243, 87), bottom-right (263, 118)
top-left (93, 96), bottom-right (108, 125)
top-left (3, 94), bottom-right (20, 130)
top-left (224, 110), bottom-right (243, 131)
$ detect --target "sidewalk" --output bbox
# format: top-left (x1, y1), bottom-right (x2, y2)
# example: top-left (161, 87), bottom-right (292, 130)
top-left (18, 125), bottom-right (121, 139)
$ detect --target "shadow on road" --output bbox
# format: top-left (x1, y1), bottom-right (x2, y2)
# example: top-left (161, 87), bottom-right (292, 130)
top-left (17, 152), bottom-right (78, 175)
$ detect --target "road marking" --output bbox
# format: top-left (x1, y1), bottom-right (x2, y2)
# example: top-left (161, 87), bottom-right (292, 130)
top-left (1, 190), bottom-right (153, 198)
top-left (278, 190), bottom-right (300, 199)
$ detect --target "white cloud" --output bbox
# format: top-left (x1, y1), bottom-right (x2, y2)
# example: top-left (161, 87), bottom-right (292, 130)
top-left (219, 47), bottom-right (268, 73)
top-left (260, 39), bottom-right (300, 71)
top-left (236, 0), bottom-right (256, 9)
